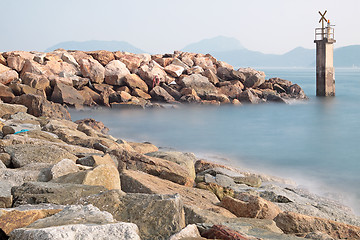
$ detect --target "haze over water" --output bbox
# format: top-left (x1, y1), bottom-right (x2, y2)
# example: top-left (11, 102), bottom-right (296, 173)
top-left (70, 68), bottom-right (360, 214)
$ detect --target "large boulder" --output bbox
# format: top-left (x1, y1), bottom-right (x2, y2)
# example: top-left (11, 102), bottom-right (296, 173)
top-left (76, 154), bottom-right (115, 167)
top-left (120, 170), bottom-right (235, 218)
top-left (79, 58), bottom-right (105, 84)
top-left (138, 61), bottom-right (167, 88)
top-left (115, 53), bottom-right (142, 73)
top-left (150, 86), bottom-right (175, 102)
top-left (274, 211), bottom-right (360, 240)
top-left (111, 150), bottom-right (193, 186)
top-left (123, 74), bottom-right (148, 92)
top-left (49, 159), bottom-right (79, 180)
top-left (238, 89), bottom-right (260, 104)
top-left (0, 103), bottom-right (27, 118)
top-left (203, 69), bottom-right (219, 85)
top-left (146, 151), bottom-right (196, 181)
top-left (87, 50), bottom-right (115, 66)
top-left (51, 81), bottom-right (85, 106)
top-left (104, 60), bottom-right (130, 85)
top-left (220, 194), bottom-right (282, 220)
top-left (51, 164), bottom-right (121, 190)
top-left (74, 118), bottom-right (109, 134)
top-left (244, 73), bottom-right (266, 88)
top-left (193, 56), bottom-right (216, 73)
top-left (177, 74), bottom-right (217, 97)
top-left (4, 143), bottom-right (77, 168)
top-left (0, 83), bottom-right (15, 103)
top-left (61, 52), bottom-right (79, 67)
top-left (79, 190), bottom-right (185, 240)
top-left (0, 64), bottom-right (18, 85)
top-left (128, 142), bottom-right (158, 154)
top-left (168, 224), bottom-right (201, 240)
top-left (10, 222), bottom-right (141, 240)
top-left (11, 182), bottom-right (107, 207)
top-left (11, 94), bottom-right (71, 120)
top-left (164, 64), bottom-right (184, 78)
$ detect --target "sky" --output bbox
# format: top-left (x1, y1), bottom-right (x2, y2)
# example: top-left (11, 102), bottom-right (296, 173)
top-left (0, 0), bottom-right (359, 54)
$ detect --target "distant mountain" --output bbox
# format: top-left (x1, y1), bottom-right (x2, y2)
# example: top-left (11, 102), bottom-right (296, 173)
top-left (181, 36), bottom-right (244, 53)
top-left (45, 40), bottom-right (146, 53)
top-left (182, 37), bottom-right (360, 68)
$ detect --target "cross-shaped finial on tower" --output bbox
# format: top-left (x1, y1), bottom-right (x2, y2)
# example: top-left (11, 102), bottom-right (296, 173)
top-left (319, 10), bottom-right (327, 29)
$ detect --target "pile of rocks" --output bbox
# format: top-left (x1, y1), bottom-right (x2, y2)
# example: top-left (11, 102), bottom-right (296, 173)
top-left (0, 102), bottom-right (359, 240)
top-left (0, 50), bottom-right (307, 111)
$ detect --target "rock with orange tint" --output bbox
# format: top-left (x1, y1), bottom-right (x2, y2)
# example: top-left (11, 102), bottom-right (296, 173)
top-left (88, 50), bottom-right (115, 66)
top-left (123, 74), bottom-right (148, 92)
top-left (79, 58), bottom-right (105, 84)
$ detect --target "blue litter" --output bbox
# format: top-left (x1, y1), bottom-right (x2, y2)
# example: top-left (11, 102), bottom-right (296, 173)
top-left (14, 129), bottom-right (30, 135)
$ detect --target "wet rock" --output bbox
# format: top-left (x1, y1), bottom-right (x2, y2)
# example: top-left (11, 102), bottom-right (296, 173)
top-left (11, 94), bottom-right (71, 120)
top-left (178, 74), bottom-right (217, 98)
top-left (220, 194), bottom-right (282, 220)
top-left (10, 222), bottom-right (141, 240)
top-left (104, 60), bottom-right (130, 85)
top-left (150, 86), bottom-right (175, 102)
top-left (11, 181), bottom-right (107, 207)
top-left (51, 81), bottom-right (85, 106)
top-left (123, 73), bottom-right (148, 92)
top-left (288, 84), bottom-right (307, 99)
top-left (51, 164), bottom-right (121, 190)
top-left (87, 50), bottom-right (115, 66)
top-left (79, 190), bottom-right (185, 240)
top-left (274, 211), bottom-right (360, 240)
top-left (79, 58), bottom-right (105, 84)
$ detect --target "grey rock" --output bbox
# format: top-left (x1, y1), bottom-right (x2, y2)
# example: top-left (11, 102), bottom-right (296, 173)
top-left (27, 204), bottom-right (114, 228)
top-left (150, 86), bottom-right (175, 103)
top-left (178, 74), bottom-right (217, 97)
top-left (11, 181), bottom-right (107, 207)
top-left (104, 60), bottom-right (130, 85)
top-left (168, 224), bottom-right (201, 240)
top-left (50, 159), bottom-right (79, 179)
top-left (0, 180), bottom-right (13, 207)
top-left (10, 222), bottom-right (141, 240)
top-left (215, 174), bottom-right (236, 188)
top-left (0, 168), bottom-right (48, 186)
top-left (79, 190), bottom-right (185, 240)
top-left (0, 160), bottom-right (6, 169)
top-left (238, 89), bottom-right (260, 104)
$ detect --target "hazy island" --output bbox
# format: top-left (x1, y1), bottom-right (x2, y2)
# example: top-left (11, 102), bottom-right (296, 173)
top-left (0, 49), bottom-right (359, 240)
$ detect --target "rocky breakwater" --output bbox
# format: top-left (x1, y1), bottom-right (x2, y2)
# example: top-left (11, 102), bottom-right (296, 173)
top-left (0, 103), bottom-right (359, 239)
top-left (0, 50), bottom-right (307, 110)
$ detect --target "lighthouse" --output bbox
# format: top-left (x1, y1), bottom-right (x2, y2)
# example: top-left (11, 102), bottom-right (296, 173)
top-left (314, 10), bottom-right (336, 96)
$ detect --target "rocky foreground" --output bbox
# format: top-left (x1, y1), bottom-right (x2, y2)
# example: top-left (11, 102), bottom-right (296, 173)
top-left (0, 50), bottom-right (359, 240)
top-left (0, 103), bottom-right (359, 240)
top-left (0, 50), bottom-right (307, 111)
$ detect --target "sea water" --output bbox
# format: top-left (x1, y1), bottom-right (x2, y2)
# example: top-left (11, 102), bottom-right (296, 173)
top-left (70, 68), bottom-right (360, 214)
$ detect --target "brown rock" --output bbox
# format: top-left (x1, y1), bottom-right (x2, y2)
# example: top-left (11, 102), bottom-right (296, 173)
top-left (116, 53), bottom-right (143, 73)
top-left (244, 73), bottom-right (266, 88)
top-left (128, 142), bottom-right (158, 154)
top-left (0, 83), bottom-right (15, 103)
top-left (186, 66), bottom-right (204, 75)
top-left (115, 86), bottom-right (131, 93)
top-left (111, 150), bottom-right (194, 186)
top-left (123, 74), bottom-right (148, 92)
top-left (194, 56), bottom-right (216, 73)
top-left (75, 118), bottom-right (109, 134)
top-left (104, 60), bottom-right (130, 85)
top-left (203, 69), bottom-right (219, 85)
top-left (138, 61), bottom-right (167, 88)
top-left (204, 93), bottom-right (230, 104)
top-left (201, 225), bottom-right (256, 240)
top-left (120, 170), bottom-right (236, 218)
top-left (0, 102), bottom-right (27, 118)
top-left (274, 211), bottom-right (360, 240)
top-left (0, 54), bottom-right (6, 66)
top-left (18, 84), bottom-right (46, 98)
top-left (43, 60), bottom-right (79, 77)
top-left (0, 208), bottom-right (62, 235)
top-left (162, 84), bottom-right (182, 100)
top-left (220, 194), bottom-right (282, 220)
top-left (132, 88), bottom-right (151, 100)
top-left (21, 73), bottom-right (51, 92)
top-left (87, 50), bottom-right (115, 66)
top-left (51, 164), bottom-right (121, 190)
top-left (79, 58), bottom-right (105, 84)
top-left (11, 94), bottom-right (71, 120)
top-left (76, 154), bottom-right (116, 167)
top-left (165, 64), bottom-right (185, 78)
top-left (6, 55), bottom-right (26, 72)
top-left (51, 81), bottom-right (85, 106)
top-left (19, 60), bottom-right (43, 80)
top-left (0, 68), bottom-right (18, 85)
top-left (238, 89), bottom-right (260, 104)
top-left (70, 51), bottom-right (93, 64)
top-left (196, 182), bottom-right (234, 201)
top-left (78, 86), bottom-right (102, 106)
top-left (150, 86), bottom-right (175, 102)
top-left (154, 57), bottom-right (174, 67)
top-left (218, 81), bottom-right (244, 99)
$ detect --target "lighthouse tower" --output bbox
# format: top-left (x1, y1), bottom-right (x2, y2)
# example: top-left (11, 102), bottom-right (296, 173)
top-left (314, 10), bottom-right (336, 96)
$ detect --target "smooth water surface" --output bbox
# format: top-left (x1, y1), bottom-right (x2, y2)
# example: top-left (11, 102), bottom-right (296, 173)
top-left (70, 68), bottom-right (360, 214)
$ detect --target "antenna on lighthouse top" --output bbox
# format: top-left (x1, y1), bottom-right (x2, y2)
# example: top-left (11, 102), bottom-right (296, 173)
top-left (319, 10), bottom-right (327, 29)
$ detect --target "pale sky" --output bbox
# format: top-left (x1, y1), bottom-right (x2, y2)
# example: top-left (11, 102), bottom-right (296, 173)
top-left (1, 0), bottom-right (359, 54)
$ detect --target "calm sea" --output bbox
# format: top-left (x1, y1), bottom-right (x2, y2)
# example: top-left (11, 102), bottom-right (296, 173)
top-left (70, 68), bottom-right (360, 214)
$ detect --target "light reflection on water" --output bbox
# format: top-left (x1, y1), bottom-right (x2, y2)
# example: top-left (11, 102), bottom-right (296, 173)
top-left (70, 68), bottom-right (360, 214)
